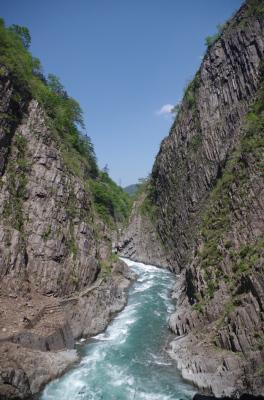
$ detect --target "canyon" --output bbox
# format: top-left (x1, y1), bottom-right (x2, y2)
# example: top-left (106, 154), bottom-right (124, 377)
top-left (1, 0), bottom-right (264, 399)
top-left (0, 46), bottom-right (135, 399)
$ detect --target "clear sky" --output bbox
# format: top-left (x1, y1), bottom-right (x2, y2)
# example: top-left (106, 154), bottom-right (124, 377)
top-left (2, 0), bottom-right (243, 187)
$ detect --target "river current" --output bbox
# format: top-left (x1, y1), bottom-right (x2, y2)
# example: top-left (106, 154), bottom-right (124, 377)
top-left (40, 258), bottom-right (196, 400)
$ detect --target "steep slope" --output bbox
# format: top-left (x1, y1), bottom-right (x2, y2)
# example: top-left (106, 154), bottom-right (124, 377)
top-left (0, 22), bottom-right (134, 399)
top-left (121, 0), bottom-right (264, 397)
top-left (118, 192), bottom-right (172, 267)
top-left (151, 0), bottom-right (264, 275)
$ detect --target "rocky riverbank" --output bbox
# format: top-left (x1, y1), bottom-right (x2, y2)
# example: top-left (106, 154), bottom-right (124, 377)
top-left (0, 259), bottom-right (135, 399)
top-left (0, 31), bottom-right (134, 398)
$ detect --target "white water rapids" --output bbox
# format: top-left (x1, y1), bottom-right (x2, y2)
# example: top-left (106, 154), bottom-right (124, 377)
top-left (40, 258), bottom-right (196, 400)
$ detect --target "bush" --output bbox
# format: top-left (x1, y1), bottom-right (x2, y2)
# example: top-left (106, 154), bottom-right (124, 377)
top-left (0, 19), bottom-right (97, 180)
top-left (246, 0), bottom-right (264, 17)
top-left (90, 171), bottom-right (131, 226)
top-left (204, 24), bottom-right (225, 48)
top-left (205, 34), bottom-right (219, 48)
top-left (183, 72), bottom-right (200, 110)
top-left (0, 19), bottom-right (133, 229)
top-left (198, 62), bottom-right (264, 297)
top-left (9, 24), bottom-right (31, 49)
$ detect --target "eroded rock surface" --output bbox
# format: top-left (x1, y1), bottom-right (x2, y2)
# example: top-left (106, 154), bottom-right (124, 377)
top-left (118, 193), bottom-right (173, 268)
top-left (122, 1), bottom-right (264, 397)
top-left (0, 70), bottom-right (135, 398)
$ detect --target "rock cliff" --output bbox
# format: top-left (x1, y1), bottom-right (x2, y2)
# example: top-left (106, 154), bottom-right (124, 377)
top-left (0, 39), bottom-right (134, 399)
top-left (118, 193), bottom-right (173, 268)
top-left (121, 0), bottom-right (264, 397)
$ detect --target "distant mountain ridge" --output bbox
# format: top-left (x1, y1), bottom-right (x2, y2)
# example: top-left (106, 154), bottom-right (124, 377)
top-left (123, 183), bottom-right (139, 197)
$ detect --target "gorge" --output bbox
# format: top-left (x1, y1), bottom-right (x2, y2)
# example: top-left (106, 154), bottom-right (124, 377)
top-left (1, 0), bottom-right (264, 399)
top-left (39, 259), bottom-right (196, 400)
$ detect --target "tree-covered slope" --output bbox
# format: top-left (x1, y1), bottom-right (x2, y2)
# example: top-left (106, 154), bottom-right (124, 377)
top-left (0, 18), bottom-right (131, 231)
top-left (123, 183), bottom-right (139, 197)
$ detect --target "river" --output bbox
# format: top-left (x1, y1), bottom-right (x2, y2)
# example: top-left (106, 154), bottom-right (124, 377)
top-left (40, 258), bottom-right (196, 400)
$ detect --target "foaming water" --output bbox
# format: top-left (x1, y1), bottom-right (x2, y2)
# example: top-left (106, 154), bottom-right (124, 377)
top-left (40, 258), bottom-right (196, 400)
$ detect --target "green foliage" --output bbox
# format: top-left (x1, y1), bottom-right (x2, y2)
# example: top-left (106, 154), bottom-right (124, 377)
top-left (46, 74), bottom-right (68, 98)
top-left (140, 195), bottom-right (155, 218)
top-left (245, 0), bottom-right (264, 18)
top-left (242, 103), bottom-right (264, 155)
top-left (207, 279), bottom-right (218, 298)
top-left (205, 34), bottom-right (219, 48)
top-left (197, 63), bottom-right (264, 299)
top-left (65, 222), bottom-right (78, 258)
top-left (138, 177), bottom-right (157, 221)
top-left (90, 171), bottom-right (131, 226)
top-left (3, 134), bottom-right (29, 231)
top-left (136, 177), bottom-right (150, 195)
top-left (9, 24), bottom-right (31, 49)
top-left (169, 72), bottom-right (201, 131)
top-left (216, 300), bottom-right (235, 329)
top-left (0, 18), bottom-right (134, 235)
top-left (171, 103), bottom-right (181, 116)
top-left (67, 236), bottom-right (78, 258)
top-left (183, 72), bottom-right (200, 110)
top-left (99, 253), bottom-right (118, 279)
top-left (0, 19), bottom-right (98, 180)
top-left (99, 259), bottom-right (112, 278)
top-left (189, 134), bottom-right (202, 152)
top-left (231, 239), bottom-right (263, 280)
top-left (41, 225), bottom-right (52, 241)
top-left (0, 18), bottom-right (135, 244)
top-left (123, 183), bottom-right (140, 197)
top-left (205, 24), bottom-right (225, 48)
top-left (193, 301), bottom-right (204, 314)
top-left (0, 19), bottom-right (40, 89)
top-left (109, 252), bottom-right (119, 263)
top-left (69, 263), bottom-right (79, 285)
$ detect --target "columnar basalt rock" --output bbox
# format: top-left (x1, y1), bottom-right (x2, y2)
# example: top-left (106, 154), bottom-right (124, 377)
top-left (0, 97), bottom-right (100, 296)
top-left (152, 2), bottom-right (264, 397)
top-left (0, 66), bottom-right (31, 175)
top-left (118, 193), bottom-right (173, 268)
top-left (152, 3), bottom-right (264, 274)
top-left (0, 71), bottom-right (135, 398)
top-left (120, 1), bottom-right (264, 396)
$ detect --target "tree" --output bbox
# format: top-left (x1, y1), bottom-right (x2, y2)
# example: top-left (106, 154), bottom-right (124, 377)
top-left (204, 23), bottom-right (225, 48)
top-left (9, 24), bottom-right (31, 49)
top-left (47, 74), bottom-right (68, 98)
top-left (171, 103), bottom-right (181, 116)
top-left (103, 164), bottom-right (109, 174)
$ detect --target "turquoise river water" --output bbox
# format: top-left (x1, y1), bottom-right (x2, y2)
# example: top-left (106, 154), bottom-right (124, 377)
top-left (40, 258), bottom-right (196, 400)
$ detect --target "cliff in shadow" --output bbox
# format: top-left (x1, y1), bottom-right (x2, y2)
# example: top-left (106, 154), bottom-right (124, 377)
top-left (120, 0), bottom-right (264, 396)
top-left (118, 191), bottom-right (174, 268)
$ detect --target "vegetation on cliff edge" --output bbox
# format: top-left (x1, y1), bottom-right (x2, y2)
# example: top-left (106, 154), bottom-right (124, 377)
top-left (195, 62), bottom-right (264, 303)
top-left (0, 18), bottom-right (130, 228)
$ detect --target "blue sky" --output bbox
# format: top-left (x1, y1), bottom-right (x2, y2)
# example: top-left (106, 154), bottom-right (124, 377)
top-left (2, 0), bottom-right (243, 186)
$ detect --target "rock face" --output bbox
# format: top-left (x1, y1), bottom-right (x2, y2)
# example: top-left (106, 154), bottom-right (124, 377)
top-left (0, 68), bottom-right (135, 398)
top-left (0, 264), bottom-right (134, 399)
top-left (151, 1), bottom-right (264, 274)
top-left (0, 342), bottom-right (78, 400)
top-left (0, 95), bottom-right (100, 296)
top-left (121, 1), bottom-right (264, 397)
top-left (118, 193), bottom-right (173, 268)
